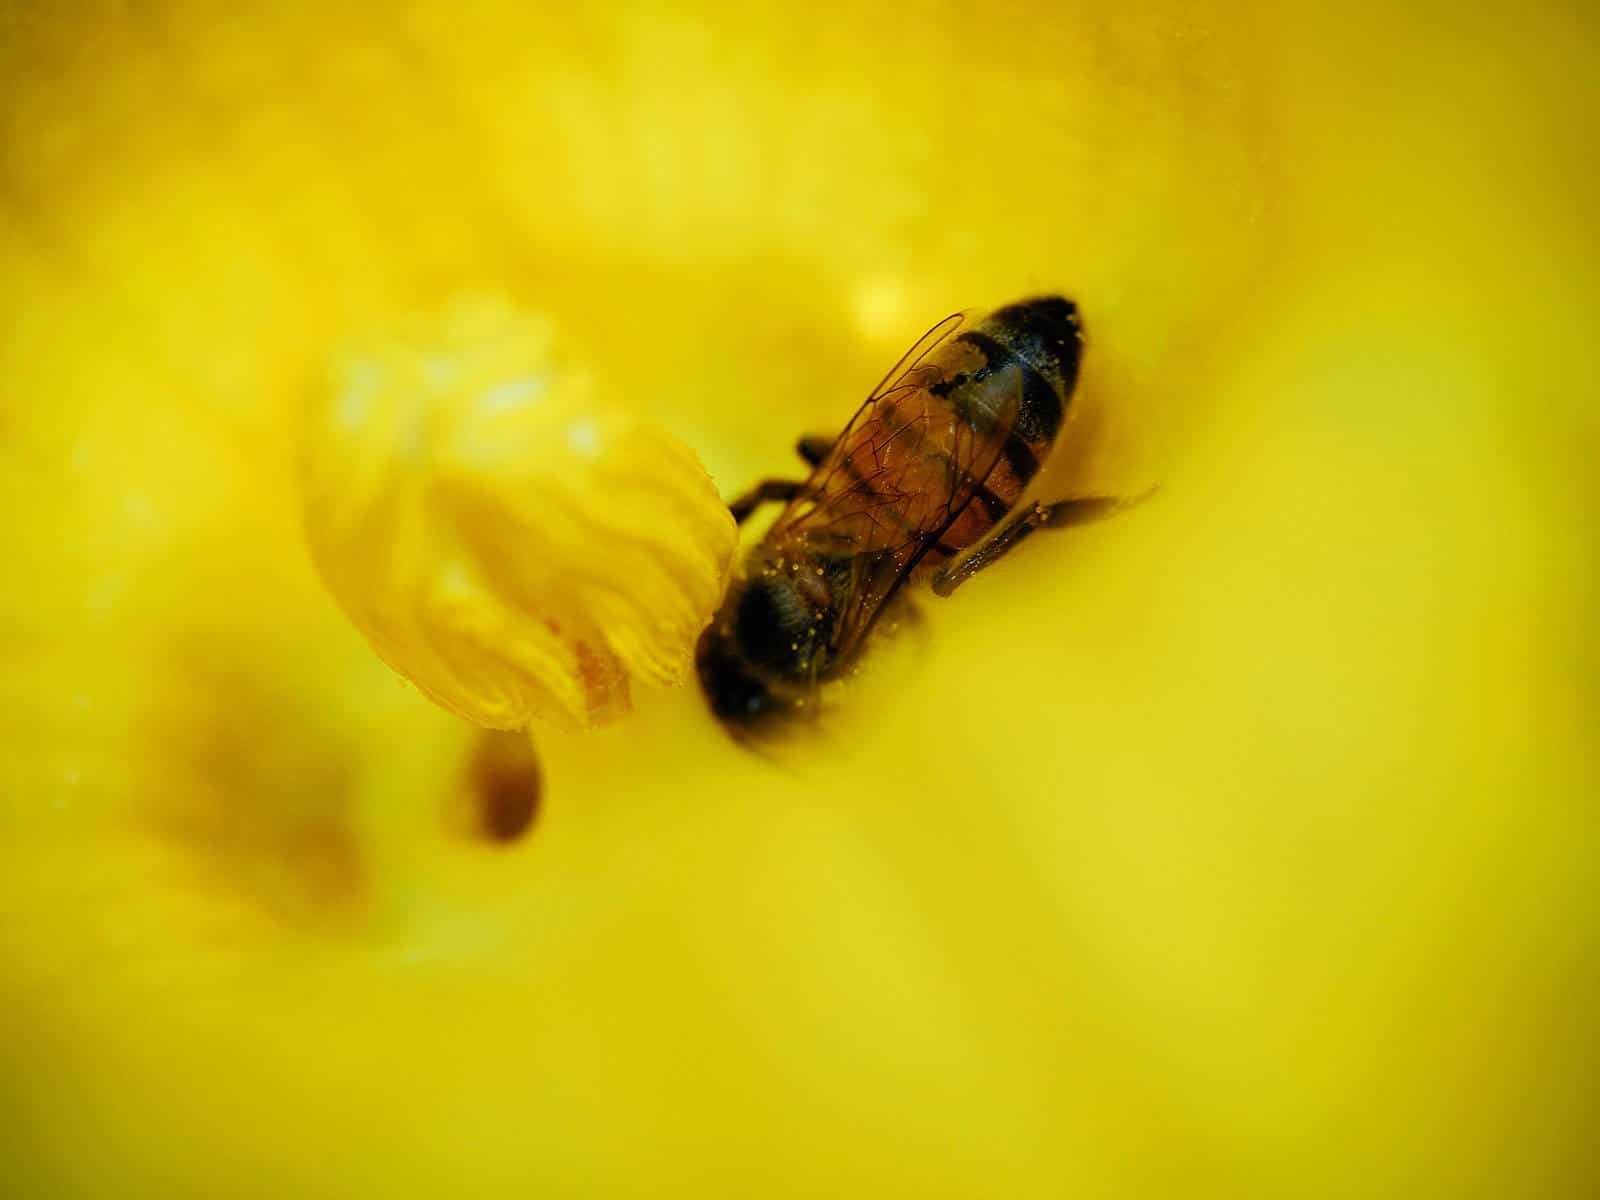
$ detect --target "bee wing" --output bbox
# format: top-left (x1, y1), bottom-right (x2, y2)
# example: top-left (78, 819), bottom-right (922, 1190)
top-left (860, 310), bottom-right (969, 412)
top-left (768, 310), bottom-right (967, 550)
top-left (774, 311), bottom-right (1027, 667)
top-left (823, 365), bottom-right (1025, 664)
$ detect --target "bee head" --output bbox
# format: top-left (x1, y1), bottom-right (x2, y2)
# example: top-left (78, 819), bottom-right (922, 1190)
top-left (696, 623), bottom-right (781, 725)
top-left (984, 295), bottom-right (1082, 386)
top-left (695, 561), bottom-right (830, 727)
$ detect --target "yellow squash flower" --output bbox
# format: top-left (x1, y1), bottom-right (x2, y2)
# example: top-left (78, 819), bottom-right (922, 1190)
top-left (0, 3), bottom-right (1590, 1197)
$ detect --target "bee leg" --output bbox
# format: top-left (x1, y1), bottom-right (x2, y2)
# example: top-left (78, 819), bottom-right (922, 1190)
top-left (728, 479), bottom-right (805, 524)
top-left (930, 491), bottom-right (1153, 596)
top-left (929, 511), bottom-right (1046, 596)
top-left (1039, 485), bottom-right (1159, 529)
top-left (1038, 495), bottom-right (1128, 528)
top-left (795, 434), bottom-right (834, 467)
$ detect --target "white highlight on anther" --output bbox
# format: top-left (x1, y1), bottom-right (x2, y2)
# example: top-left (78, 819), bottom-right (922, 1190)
top-left (565, 419), bottom-right (600, 457)
top-left (422, 353), bottom-right (460, 389)
top-left (336, 361), bottom-right (382, 430)
top-left (481, 375), bottom-right (548, 413)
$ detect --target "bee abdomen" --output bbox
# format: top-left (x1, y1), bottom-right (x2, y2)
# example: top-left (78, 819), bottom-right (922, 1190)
top-left (932, 345), bottom-right (1064, 517)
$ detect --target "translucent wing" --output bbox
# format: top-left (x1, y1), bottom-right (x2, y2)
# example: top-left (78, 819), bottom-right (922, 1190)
top-left (828, 370), bottom-right (1024, 665)
top-left (770, 312), bottom-right (1026, 666)
top-left (769, 310), bottom-right (967, 553)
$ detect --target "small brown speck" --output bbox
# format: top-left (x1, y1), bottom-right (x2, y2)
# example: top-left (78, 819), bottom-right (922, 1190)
top-left (468, 730), bottom-right (542, 843)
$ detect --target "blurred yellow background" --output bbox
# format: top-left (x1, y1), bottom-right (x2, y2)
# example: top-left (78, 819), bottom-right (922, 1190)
top-left (0, 1), bottom-right (1592, 1196)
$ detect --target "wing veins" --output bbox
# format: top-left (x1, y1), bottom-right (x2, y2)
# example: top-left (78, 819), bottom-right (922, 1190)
top-left (827, 367), bottom-right (1027, 661)
top-left (769, 314), bottom-right (966, 544)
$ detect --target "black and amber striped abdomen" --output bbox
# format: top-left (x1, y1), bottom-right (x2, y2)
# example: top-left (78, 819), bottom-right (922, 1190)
top-left (913, 298), bottom-right (1081, 571)
top-left (797, 297), bottom-right (1080, 568)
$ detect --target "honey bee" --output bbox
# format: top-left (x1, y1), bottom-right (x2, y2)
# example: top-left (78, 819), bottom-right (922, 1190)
top-left (697, 296), bottom-right (1135, 729)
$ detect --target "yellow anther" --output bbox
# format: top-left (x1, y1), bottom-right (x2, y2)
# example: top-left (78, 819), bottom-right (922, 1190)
top-left (300, 295), bottom-right (736, 730)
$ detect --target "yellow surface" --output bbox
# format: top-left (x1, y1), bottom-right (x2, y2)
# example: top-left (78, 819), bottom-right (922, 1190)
top-left (0, 2), bottom-right (1592, 1197)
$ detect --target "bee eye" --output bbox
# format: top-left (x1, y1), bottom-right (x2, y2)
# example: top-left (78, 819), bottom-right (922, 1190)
top-left (734, 578), bottom-right (812, 668)
top-left (696, 634), bottom-right (777, 722)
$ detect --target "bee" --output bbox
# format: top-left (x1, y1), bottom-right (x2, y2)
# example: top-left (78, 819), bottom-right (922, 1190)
top-left (697, 296), bottom-right (1136, 730)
